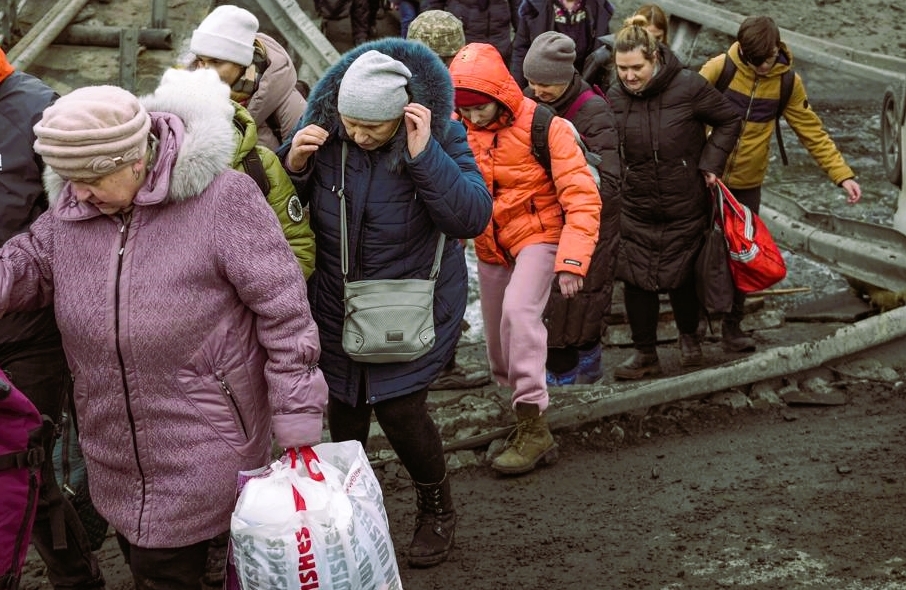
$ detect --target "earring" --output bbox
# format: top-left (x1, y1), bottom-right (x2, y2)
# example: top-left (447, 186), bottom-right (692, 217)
top-left (133, 167), bottom-right (141, 180)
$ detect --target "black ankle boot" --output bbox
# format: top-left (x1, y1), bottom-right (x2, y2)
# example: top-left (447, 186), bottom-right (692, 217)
top-left (408, 475), bottom-right (456, 568)
top-left (721, 320), bottom-right (756, 352)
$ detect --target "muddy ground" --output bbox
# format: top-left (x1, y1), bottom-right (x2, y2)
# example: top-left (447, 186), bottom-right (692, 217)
top-left (14, 0), bottom-right (906, 588)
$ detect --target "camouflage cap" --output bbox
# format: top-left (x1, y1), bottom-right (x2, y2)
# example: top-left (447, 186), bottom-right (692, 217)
top-left (407, 10), bottom-right (466, 58)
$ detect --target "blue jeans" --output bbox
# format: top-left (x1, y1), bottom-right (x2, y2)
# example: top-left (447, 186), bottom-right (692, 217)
top-left (1, 334), bottom-right (105, 589)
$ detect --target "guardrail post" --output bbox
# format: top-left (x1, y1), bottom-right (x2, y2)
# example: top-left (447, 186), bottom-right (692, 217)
top-left (119, 27), bottom-right (139, 92)
top-left (151, 0), bottom-right (167, 29)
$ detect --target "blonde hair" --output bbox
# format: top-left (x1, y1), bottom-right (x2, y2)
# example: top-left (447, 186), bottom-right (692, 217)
top-left (614, 14), bottom-right (660, 61)
top-left (635, 4), bottom-right (668, 44)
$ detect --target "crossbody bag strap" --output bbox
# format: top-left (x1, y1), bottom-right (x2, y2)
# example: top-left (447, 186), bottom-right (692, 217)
top-left (340, 142), bottom-right (350, 282)
top-left (339, 141), bottom-right (446, 282)
top-left (428, 232), bottom-right (446, 281)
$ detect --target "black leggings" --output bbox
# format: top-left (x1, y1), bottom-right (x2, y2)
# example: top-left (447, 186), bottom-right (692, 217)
top-left (623, 279), bottom-right (700, 352)
top-left (328, 381), bottom-right (446, 484)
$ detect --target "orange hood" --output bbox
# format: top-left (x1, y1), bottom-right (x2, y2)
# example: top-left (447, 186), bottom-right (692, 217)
top-left (449, 43), bottom-right (524, 119)
top-left (0, 48), bottom-right (14, 83)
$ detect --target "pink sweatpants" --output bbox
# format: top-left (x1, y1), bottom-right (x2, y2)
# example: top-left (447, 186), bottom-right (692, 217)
top-left (477, 242), bottom-right (557, 412)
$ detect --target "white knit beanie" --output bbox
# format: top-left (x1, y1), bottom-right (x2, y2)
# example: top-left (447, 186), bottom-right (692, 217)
top-left (338, 50), bottom-right (412, 121)
top-left (190, 5), bottom-right (258, 67)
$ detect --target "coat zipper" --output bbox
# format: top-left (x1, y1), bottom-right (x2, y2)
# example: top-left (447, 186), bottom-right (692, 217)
top-left (113, 211), bottom-right (148, 537)
top-left (215, 370), bottom-right (249, 439)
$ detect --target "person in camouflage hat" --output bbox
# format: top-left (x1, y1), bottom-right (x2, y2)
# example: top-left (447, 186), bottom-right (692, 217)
top-left (407, 10), bottom-right (466, 66)
top-left (408, 11), bottom-right (489, 391)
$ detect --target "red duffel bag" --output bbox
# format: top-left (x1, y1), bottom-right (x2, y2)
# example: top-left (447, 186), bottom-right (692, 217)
top-left (715, 180), bottom-right (787, 293)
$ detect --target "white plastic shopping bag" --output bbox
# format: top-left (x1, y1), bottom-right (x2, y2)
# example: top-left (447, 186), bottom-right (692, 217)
top-left (229, 440), bottom-right (403, 590)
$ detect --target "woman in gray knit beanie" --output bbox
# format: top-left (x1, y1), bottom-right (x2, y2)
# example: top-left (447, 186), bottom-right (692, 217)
top-left (279, 38), bottom-right (493, 569)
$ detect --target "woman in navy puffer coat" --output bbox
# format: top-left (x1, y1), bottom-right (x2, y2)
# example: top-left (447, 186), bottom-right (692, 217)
top-left (279, 38), bottom-right (492, 568)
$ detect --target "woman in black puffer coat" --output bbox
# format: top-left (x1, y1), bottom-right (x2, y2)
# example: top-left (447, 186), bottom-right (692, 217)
top-left (606, 15), bottom-right (740, 379)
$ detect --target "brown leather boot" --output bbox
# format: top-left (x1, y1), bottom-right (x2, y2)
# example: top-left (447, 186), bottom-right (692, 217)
top-left (408, 475), bottom-right (456, 568)
top-left (613, 350), bottom-right (661, 380)
top-left (491, 403), bottom-right (559, 475)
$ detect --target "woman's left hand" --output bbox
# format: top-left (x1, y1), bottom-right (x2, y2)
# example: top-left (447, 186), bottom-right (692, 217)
top-left (702, 171), bottom-right (718, 187)
top-left (404, 102), bottom-right (432, 159)
top-left (558, 271), bottom-right (584, 298)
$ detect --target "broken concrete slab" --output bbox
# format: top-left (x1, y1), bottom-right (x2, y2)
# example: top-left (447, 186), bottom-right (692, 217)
top-left (785, 288), bottom-right (875, 322)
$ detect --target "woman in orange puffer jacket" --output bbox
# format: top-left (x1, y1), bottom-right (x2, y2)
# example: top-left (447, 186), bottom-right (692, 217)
top-left (449, 42), bottom-right (600, 476)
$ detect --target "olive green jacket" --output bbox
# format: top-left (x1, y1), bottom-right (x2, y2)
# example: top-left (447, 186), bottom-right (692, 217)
top-left (231, 102), bottom-right (316, 278)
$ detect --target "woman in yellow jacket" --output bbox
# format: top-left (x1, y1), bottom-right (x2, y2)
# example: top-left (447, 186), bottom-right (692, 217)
top-left (449, 42), bottom-right (600, 475)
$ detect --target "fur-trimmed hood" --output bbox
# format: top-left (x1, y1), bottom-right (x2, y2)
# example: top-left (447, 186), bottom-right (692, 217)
top-left (45, 69), bottom-right (235, 211)
top-left (301, 37), bottom-right (454, 173)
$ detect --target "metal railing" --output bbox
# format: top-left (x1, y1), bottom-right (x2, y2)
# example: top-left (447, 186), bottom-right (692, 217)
top-left (254, 0), bottom-right (340, 87)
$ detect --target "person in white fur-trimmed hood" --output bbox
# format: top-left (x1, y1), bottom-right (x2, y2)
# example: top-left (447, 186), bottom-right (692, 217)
top-left (185, 4), bottom-right (307, 151)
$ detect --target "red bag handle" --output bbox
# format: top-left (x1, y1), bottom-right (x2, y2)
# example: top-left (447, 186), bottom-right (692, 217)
top-left (287, 446), bottom-right (326, 511)
top-left (287, 446), bottom-right (326, 482)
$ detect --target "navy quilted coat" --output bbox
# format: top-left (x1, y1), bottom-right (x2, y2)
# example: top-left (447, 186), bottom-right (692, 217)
top-left (280, 38), bottom-right (492, 406)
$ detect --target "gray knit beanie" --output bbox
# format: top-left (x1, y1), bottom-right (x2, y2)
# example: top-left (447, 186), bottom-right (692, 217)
top-left (523, 31), bottom-right (577, 85)
top-left (338, 50), bottom-right (412, 121)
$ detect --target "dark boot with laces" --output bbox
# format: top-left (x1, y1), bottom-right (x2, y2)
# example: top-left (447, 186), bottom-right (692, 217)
top-left (679, 333), bottom-right (703, 367)
top-left (408, 475), bottom-right (456, 568)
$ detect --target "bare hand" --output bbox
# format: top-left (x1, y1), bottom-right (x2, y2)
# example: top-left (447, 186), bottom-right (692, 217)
top-left (702, 171), bottom-right (718, 187)
top-left (286, 124), bottom-right (329, 173)
top-left (558, 271), bottom-right (584, 298)
top-left (404, 103), bottom-right (432, 159)
top-left (841, 178), bottom-right (861, 204)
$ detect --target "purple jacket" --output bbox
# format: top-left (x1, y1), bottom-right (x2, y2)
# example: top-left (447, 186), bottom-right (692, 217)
top-left (0, 108), bottom-right (327, 548)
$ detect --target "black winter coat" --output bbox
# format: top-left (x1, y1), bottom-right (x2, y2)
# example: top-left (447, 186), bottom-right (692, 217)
top-left (607, 46), bottom-right (740, 291)
top-left (0, 69), bottom-right (59, 345)
top-left (510, 0), bottom-right (614, 88)
top-left (422, 0), bottom-right (518, 62)
top-left (526, 72), bottom-right (621, 347)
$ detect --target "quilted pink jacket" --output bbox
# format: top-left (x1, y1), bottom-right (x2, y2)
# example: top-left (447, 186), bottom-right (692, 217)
top-left (0, 109), bottom-right (327, 548)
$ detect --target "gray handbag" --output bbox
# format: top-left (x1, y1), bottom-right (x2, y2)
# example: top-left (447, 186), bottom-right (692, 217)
top-left (339, 142), bottom-right (445, 363)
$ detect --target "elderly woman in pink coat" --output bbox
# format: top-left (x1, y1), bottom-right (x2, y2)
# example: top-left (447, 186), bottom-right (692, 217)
top-left (0, 84), bottom-right (327, 589)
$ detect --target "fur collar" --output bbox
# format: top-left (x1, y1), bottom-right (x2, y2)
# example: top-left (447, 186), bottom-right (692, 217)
top-left (45, 70), bottom-right (236, 208)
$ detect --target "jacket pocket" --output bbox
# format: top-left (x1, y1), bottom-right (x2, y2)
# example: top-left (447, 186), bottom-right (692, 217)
top-left (178, 369), bottom-right (250, 448)
top-left (176, 317), bottom-right (267, 453)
